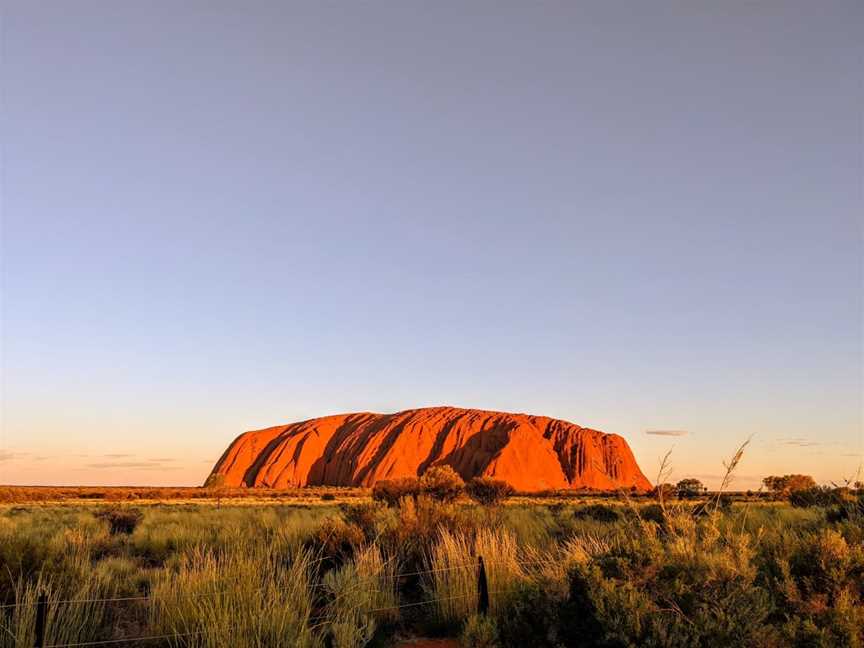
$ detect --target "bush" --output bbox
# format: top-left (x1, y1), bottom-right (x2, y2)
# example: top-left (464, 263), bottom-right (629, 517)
top-left (372, 477), bottom-right (420, 507)
top-left (496, 579), bottom-right (562, 648)
top-left (94, 508), bottom-right (143, 535)
top-left (558, 567), bottom-right (608, 647)
top-left (650, 483), bottom-right (675, 500)
top-left (638, 504), bottom-right (665, 525)
top-left (420, 466), bottom-right (465, 503)
top-left (341, 502), bottom-right (379, 537)
top-left (789, 486), bottom-right (858, 509)
top-left (826, 492), bottom-right (864, 523)
top-left (465, 478), bottom-right (514, 506)
top-left (766, 527), bottom-right (864, 646)
top-left (374, 495), bottom-right (465, 569)
top-left (310, 517), bottom-right (365, 567)
top-left (573, 504), bottom-right (620, 523)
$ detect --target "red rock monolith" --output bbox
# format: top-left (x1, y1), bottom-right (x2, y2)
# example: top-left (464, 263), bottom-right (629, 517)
top-left (208, 406), bottom-right (652, 492)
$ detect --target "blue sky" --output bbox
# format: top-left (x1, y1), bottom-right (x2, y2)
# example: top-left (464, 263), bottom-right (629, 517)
top-left (1, 1), bottom-right (861, 488)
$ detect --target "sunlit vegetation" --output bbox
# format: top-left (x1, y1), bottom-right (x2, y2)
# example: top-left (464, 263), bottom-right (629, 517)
top-left (2, 443), bottom-right (863, 648)
top-left (0, 485), bottom-right (370, 505)
top-left (0, 485), bottom-right (861, 647)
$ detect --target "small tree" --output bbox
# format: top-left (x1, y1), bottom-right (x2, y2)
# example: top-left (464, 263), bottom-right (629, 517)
top-left (762, 474), bottom-right (816, 496)
top-left (465, 477), bottom-right (514, 506)
top-left (371, 477), bottom-right (420, 507)
top-left (676, 478), bottom-right (706, 499)
top-left (420, 465), bottom-right (464, 502)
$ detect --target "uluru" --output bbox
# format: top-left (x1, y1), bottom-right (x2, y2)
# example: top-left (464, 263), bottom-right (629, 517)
top-left (208, 406), bottom-right (652, 492)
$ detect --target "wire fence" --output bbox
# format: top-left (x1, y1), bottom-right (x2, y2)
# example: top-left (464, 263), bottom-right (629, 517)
top-left (1, 557), bottom-right (552, 610)
top-left (43, 631), bottom-right (203, 648)
top-left (3, 555), bottom-right (536, 647)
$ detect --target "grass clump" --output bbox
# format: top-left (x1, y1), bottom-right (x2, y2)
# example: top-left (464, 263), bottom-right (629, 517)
top-left (0, 575), bottom-right (108, 648)
top-left (323, 545), bottom-right (398, 648)
top-left (149, 541), bottom-right (319, 648)
top-left (460, 613), bottom-right (500, 647)
top-left (424, 527), bottom-right (523, 628)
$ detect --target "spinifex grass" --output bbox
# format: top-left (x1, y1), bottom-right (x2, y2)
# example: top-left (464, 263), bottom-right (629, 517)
top-left (323, 545), bottom-right (399, 648)
top-left (0, 575), bottom-right (107, 648)
top-left (424, 527), bottom-right (524, 626)
top-left (149, 541), bottom-right (318, 648)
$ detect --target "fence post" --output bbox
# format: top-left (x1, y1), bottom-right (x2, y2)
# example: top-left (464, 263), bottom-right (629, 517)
top-left (34, 591), bottom-right (47, 648)
top-left (477, 555), bottom-right (489, 615)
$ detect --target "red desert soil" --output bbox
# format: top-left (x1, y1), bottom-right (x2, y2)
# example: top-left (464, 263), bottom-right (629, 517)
top-left (209, 406), bottom-right (652, 492)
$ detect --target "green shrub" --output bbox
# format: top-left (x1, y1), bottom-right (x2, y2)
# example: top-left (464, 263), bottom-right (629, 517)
top-left (638, 503), bottom-right (665, 525)
top-left (573, 504), bottom-right (620, 523)
top-left (826, 491), bottom-right (864, 523)
top-left (789, 486), bottom-right (831, 508)
top-left (763, 526), bottom-right (864, 646)
top-left (789, 486), bottom-right (859, 510)
top-left (558, 567), bottom-right (609, 647)
top-left (496, 578), bottom-right (562, 648)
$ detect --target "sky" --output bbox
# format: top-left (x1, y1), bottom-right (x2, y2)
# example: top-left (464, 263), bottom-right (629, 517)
top-left (1, 1), bottom-right (861, 489)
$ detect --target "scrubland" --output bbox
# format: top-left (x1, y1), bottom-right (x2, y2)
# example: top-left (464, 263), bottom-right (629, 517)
top-left (1, 486), bottom-right (862, 648)
top-left (0, 486), bottom-right (368, 506)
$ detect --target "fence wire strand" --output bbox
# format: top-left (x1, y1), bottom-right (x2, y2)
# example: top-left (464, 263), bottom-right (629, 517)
top-left (44, 630), bottom-right (202, 647)
top-left (38, 588), bottom-right (512, 647)
top-left (4, 558), bottom-right (523, 646)
top-left (0, 558), bottom-right (502, 610)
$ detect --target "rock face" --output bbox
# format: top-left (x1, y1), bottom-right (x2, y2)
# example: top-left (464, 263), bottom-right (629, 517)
top-left (208, 406), bottom-right (652, 492)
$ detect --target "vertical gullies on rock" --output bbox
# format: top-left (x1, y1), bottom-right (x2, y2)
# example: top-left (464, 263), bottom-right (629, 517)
top-left (209, 406), bottom-right (652, 492)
